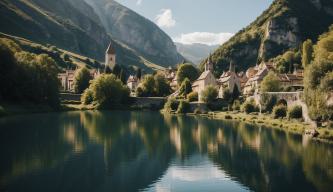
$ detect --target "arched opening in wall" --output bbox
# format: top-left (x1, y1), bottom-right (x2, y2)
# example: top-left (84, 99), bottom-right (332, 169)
top-left (277, 99), bottom-right (288, 106)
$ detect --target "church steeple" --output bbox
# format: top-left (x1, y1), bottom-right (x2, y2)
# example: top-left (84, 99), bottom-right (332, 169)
top-left (205, 54), bottom-right (214, 72)
top-left (229, 60), bottom-right (235, 73)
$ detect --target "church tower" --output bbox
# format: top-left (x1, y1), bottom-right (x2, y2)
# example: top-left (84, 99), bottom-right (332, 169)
top-left (105, 42), bottom-right (116, 70)
top-left (229, 61), bottom-right (235, 73)
top-left (205, 55), bottom-right (214, 72)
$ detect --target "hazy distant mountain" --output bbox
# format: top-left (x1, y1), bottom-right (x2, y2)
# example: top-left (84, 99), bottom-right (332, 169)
top-left (201, 0), bottom-right (333, 75)
top-left (175, 43), bottom-right (219, 65)
top-left (0, 0), bottom-right (183, 72)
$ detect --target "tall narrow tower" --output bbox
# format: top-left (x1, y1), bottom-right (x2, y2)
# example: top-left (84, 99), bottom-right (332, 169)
top-left (105, 42), bottom-right (116, 70)
top-left (229, 61), bottom-right (235, 73)
top-left (205, 55), bottom-right (214, 72)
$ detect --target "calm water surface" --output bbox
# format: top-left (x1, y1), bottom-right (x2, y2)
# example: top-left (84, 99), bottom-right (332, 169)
top-left (0, 111), bottom-right (333, 192)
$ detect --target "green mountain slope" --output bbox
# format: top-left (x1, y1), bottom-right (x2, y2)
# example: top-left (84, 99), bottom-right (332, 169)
top-left (0, 0), bottom-right (177, 72)
top-left (201, 0), bottom-right (333, 75)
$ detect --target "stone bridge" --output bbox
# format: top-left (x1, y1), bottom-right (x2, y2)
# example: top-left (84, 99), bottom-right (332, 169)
top-left (250, 92), bottom-right (315, 126)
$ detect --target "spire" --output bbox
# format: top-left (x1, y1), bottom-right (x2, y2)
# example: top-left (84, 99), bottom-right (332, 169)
top-left (229, 60), bottom-right (235, 73)
top-left (205, 54), bottom-right (213, 72)
top-left (106, 42), bottom-right (115, 54)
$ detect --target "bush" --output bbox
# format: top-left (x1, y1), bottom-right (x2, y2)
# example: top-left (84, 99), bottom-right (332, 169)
top-left (164, 98), bottom-right (179, 113)
top-left (288, 105), bottom-right (303, 119)
top-left (260, 93), bottom-right (277, 113)
top-left (88, 74), bottom-right (129, 108)
top-left (179, 78), bottom-right (192, 97)
top-left (187, 92), bottom-right (198, 102)
top-left (81, 89), bottom-right (94, 105)
top-left (273, 105), bottom-right (287, 119)
top-left (74, 67), bottom-right (92, 94)
top-left (176, 100), bottom-right (190, 114)
top-left (201, 85), bottom-right (218, 103)
top-left (242, 99), bottom-right (258, 114)
top-left (232, 100), bottom-right (241, 111)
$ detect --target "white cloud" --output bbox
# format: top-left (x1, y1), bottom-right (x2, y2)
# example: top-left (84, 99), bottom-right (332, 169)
top-left (155, 9), bottom-right (176, 28)
top-left (136, 0), bottom-right (142, 5)
top-left (174, 32), bottom-right (234, 46)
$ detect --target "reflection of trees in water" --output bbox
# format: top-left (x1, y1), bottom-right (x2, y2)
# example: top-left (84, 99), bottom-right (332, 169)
top-left (1, 111), bottom-right (333, 192)
top-left (0, 112), bottom-right (87, 186)
top-left (202, 121), bottom-right (333, 192)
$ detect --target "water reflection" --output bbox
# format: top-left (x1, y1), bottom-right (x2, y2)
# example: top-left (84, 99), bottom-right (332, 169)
top-left (0, 111), bottom-right (332, 192)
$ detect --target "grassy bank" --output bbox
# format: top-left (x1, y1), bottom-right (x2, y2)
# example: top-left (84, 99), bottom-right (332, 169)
top-left (203, 111), bottom-right (333, 142)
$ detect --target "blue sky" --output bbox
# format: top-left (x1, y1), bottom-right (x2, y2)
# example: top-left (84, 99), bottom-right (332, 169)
top-left (116, 0), bottom-right (273, 45)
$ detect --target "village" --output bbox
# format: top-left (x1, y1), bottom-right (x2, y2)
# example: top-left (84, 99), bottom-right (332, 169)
top-left (58, 42), bottom-right (306, 116)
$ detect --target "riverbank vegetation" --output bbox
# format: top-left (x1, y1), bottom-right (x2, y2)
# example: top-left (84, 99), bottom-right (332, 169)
top-left (0, 38), bottom-right (60, 110)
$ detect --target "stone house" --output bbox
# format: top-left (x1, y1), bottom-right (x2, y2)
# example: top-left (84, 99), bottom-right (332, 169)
top-left (243, 63), bottom-right (274, 95)
top-left (58, 69), bottom-right (100, 92)
top-left (217, 62), bottom-right (242, 98)
top-left (192, 58), bottom-right (216, 101)
top-left (127, 75), bottom-right (139, 94)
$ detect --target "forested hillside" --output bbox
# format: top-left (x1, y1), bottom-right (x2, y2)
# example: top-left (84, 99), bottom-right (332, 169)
top-left (201, 0), bottom-right (333, 76)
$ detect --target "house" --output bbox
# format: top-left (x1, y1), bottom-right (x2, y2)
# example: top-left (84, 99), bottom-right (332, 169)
top-left (58, 69), bottom-right (100, 92)
top-left (217, 62), bottom-right (242, 98)
top-left (165, 66), bottom-right (178, 90)
top-left (277, 70), bottom-right (304, 89)
top-left (243, 62), bottom-right (274, 95)
top-left (58, 70), bottom-right (76, 92)
top-left (105, 42), bottom-right (116, 70)
top-left (192, 57), bottom-right (216, 101)
top-left (127, 75), bottom-right (139, 95)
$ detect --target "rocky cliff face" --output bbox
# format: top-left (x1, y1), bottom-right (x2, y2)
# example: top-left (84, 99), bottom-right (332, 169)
top-left (84, 0), bottom-right (183, 67)
top-left (202, 0), bottom-right (333, 75)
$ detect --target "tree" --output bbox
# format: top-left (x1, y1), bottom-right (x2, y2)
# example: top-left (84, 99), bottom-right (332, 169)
top-left (154, 73), bottom-right (171, 97)
top-left (176, 63), bottom-right (199, 85)
top-left (74, 67), bottom-right (92, 94)
top-left (179, 78), bottom-right (192, 97)
top-left (112, 64), bottom-right (121, 77)
top-left (302, 39), bottom-right (313, 68)
top-left (105, 66), bottom-right (112, 74)
top-left (88, 74), bottom-right (129, 108)
top-left (136, 68), bottom-right (142, 79)
top-left (201, 85), bottom-right (218, 103)
top-left (120, 69), bottom-right (126, 84)
top-left (139, 75), bottom-right (155, 97)
top-left (260, 93), bottom-right (277, 113)
top-left (260, 71), bottom-right (281, 92)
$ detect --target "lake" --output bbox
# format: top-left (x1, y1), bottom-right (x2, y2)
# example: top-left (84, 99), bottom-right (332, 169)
top-left (0, 111), bottom-right (332, 192)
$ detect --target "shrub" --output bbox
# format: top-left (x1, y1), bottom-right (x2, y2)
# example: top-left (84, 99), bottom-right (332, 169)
top-left (288, 105), bottom-right (303, 119)
top-left (260, 93), bottom-right (277, 113)
top-left (187, 92), bottom-right (198, 102)
top-left (88, 74), bottom-right (129, 108)
top-left (242, 99), bottom-right (258, 114)
top-left (176, 100), bottom-right (190, 114)
top-left (273, 105), bottom-right (287, 119)
top-left (201, 85), bottom-right (218, 103)
top-left (179, 78), bottom-right (192, 97)
top-left (232, 100), bottom-right (241, 111)
top-left (74, 67), bottom-right (92, 94)
top-left (81, 89), bottom-right (94, 105)
top-left (164, 98), bottom-right (179, 112)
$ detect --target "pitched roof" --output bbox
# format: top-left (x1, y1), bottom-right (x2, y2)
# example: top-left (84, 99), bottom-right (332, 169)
top-left (106, 42), bottom-right (115, 54)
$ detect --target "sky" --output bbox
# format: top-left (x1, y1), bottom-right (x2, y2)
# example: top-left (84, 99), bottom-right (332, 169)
top-left (116, 0), bottom-right (273, 45)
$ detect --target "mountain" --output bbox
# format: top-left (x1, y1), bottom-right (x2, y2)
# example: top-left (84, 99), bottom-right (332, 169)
top-left (175, 43), bottom-right (219, 65)
top-left (0, 0), bottom-right (182, 72)
top-left (83, 0), bottom-right (183, 67)
top-left (201, 0), bottom-right (333, 75)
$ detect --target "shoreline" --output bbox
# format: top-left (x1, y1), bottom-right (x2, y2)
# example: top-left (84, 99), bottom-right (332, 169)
top-left (2, 104), bottom-right (333, 143)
